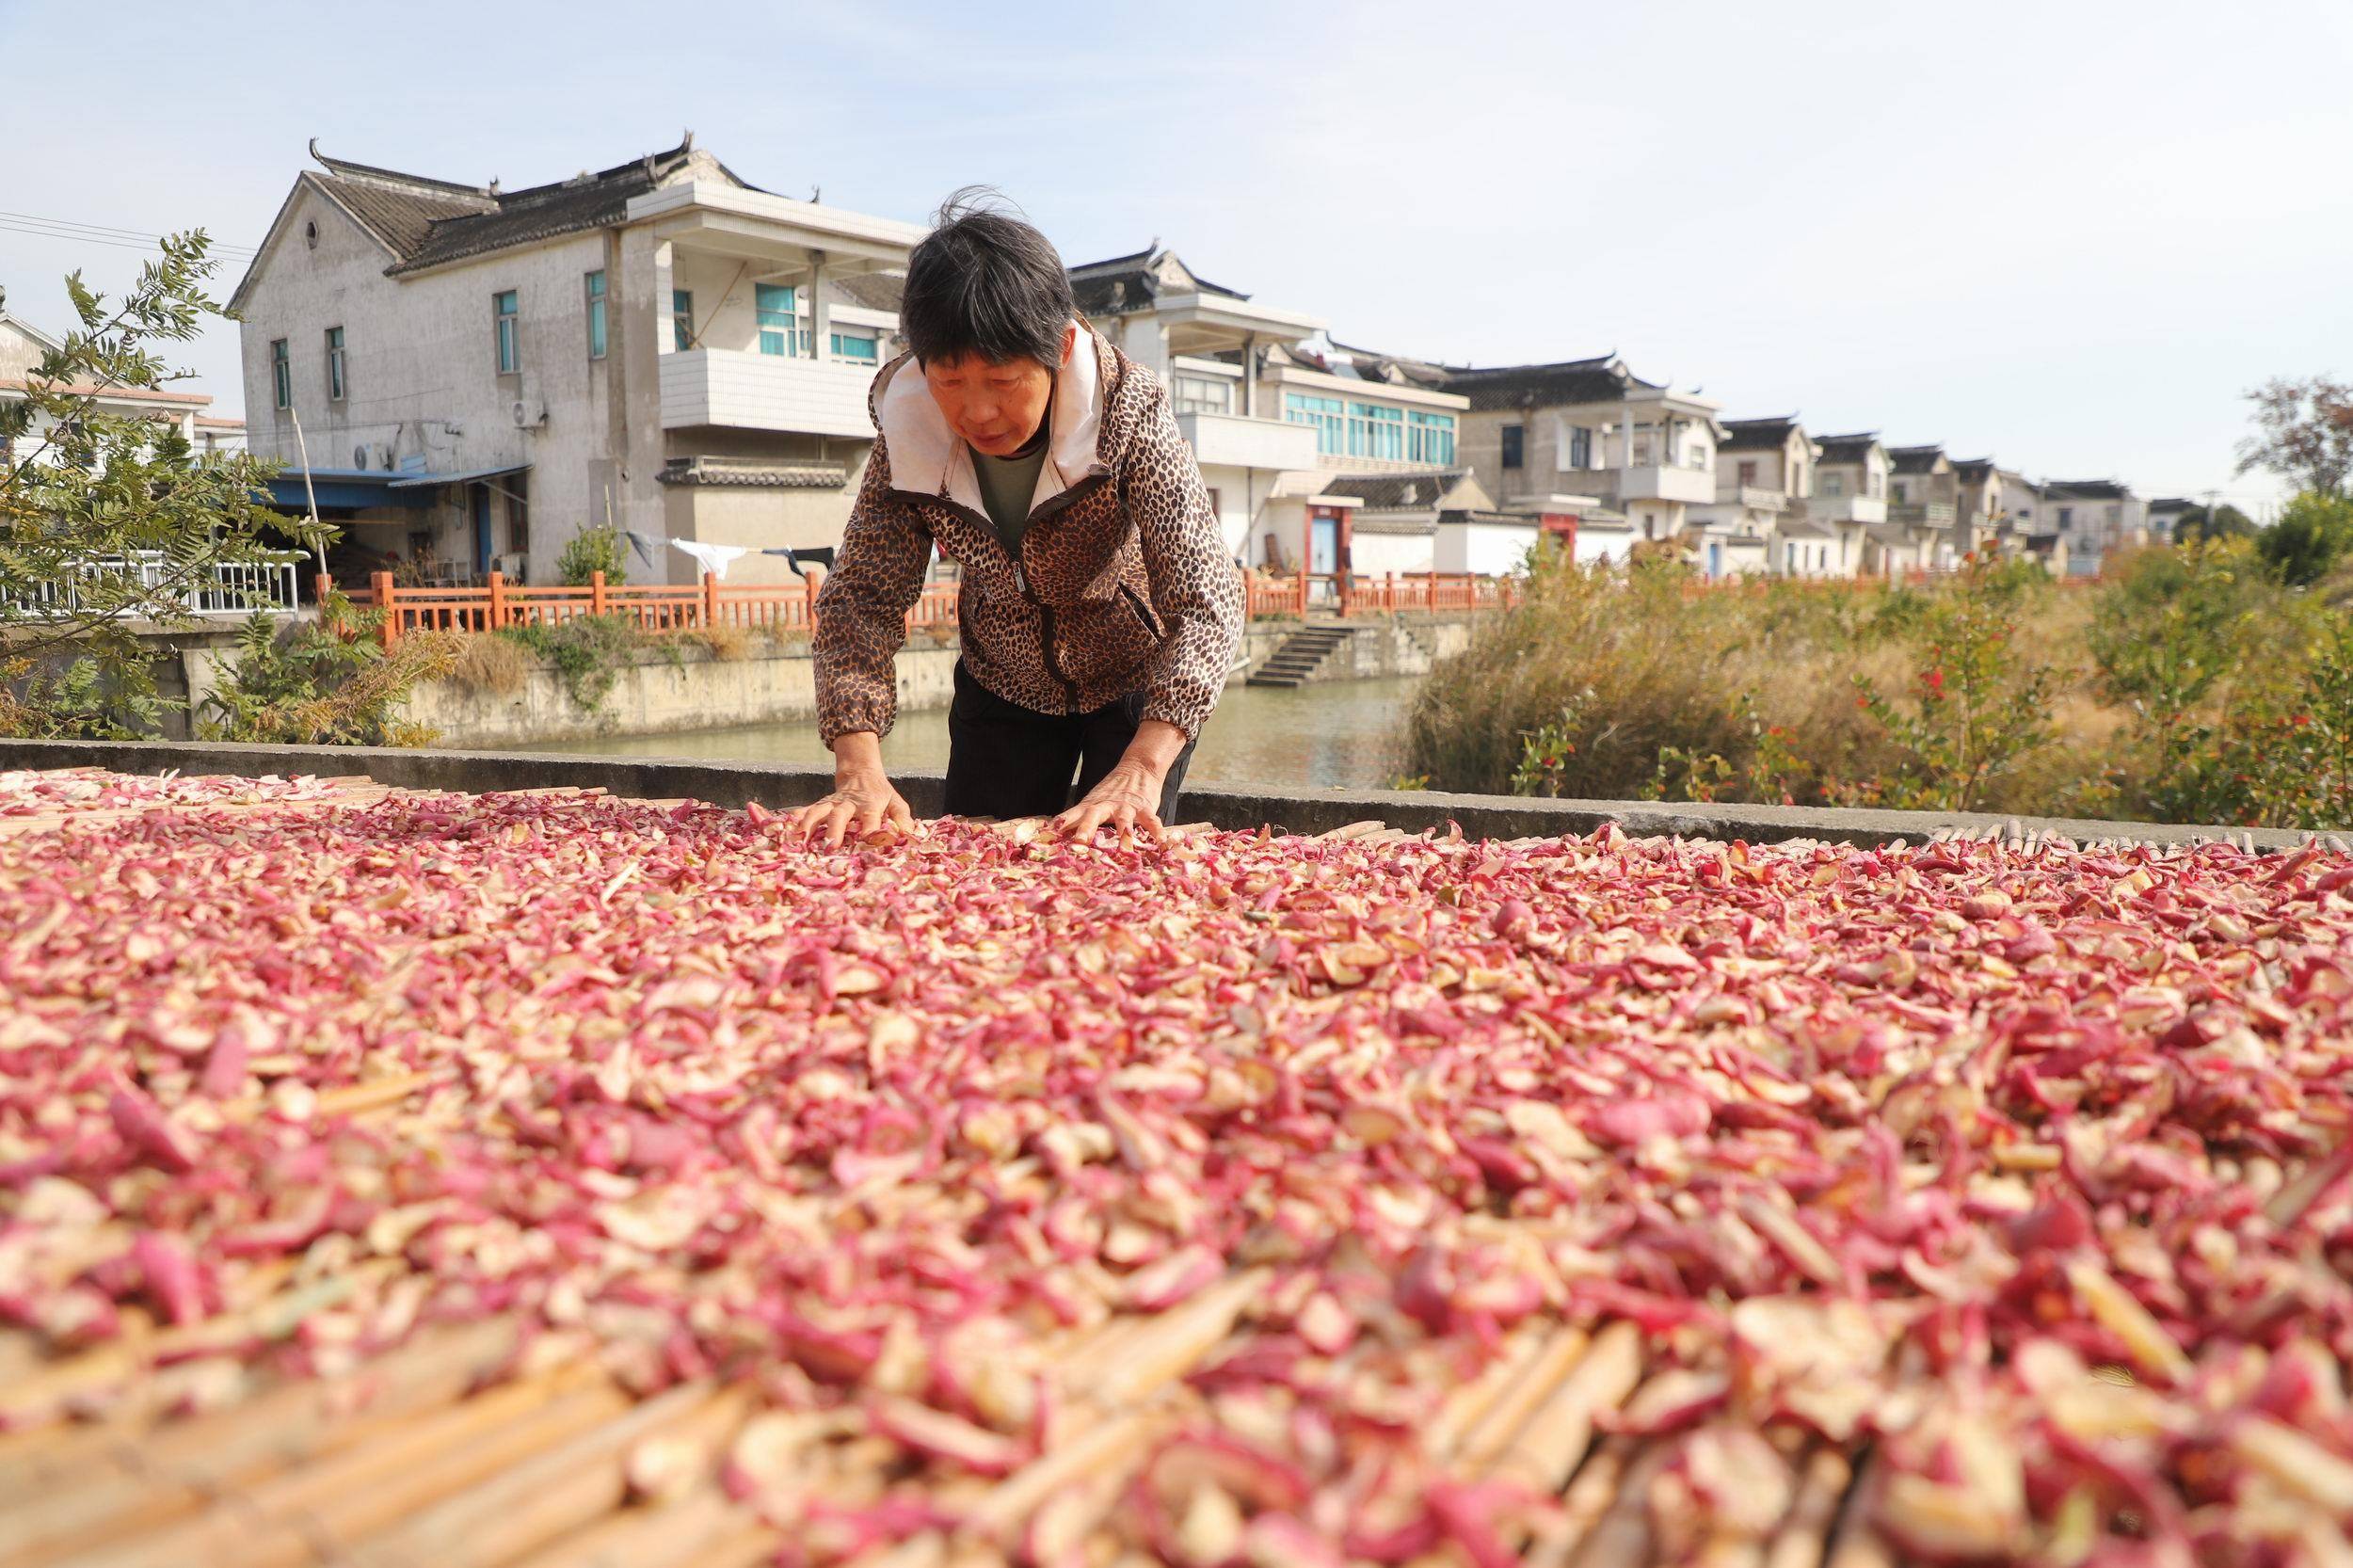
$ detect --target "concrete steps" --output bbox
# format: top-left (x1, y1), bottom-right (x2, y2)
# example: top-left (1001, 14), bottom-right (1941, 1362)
top-left (1246, 624), bottom-right (1357, 688)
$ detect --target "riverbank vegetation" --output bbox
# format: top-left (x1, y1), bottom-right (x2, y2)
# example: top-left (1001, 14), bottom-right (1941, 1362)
top-left (1409, 529), bottom-right (2353, 830)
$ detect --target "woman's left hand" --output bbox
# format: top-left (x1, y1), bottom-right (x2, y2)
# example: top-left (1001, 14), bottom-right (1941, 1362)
top-left (1054, 758), bottom-right (1166, 843)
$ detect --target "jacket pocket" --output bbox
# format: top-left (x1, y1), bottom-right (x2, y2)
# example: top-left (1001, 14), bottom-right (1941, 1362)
top-left (1116, 582), bottom-right (1163, 641)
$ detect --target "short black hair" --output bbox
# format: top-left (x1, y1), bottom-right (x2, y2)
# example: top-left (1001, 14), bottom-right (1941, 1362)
top-left (900, 187), bottom-right (1074, 370)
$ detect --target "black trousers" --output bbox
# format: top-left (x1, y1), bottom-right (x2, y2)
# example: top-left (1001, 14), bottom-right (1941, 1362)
top-left (941, 661), bottom-right (1197, 821)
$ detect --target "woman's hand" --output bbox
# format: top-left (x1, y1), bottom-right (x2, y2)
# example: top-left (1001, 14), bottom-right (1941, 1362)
top-left (1053, 718), bottom-right (1188, 843)
top-left (1055, 758), bottom-right (1166, 843)
top-left (792, 732), bottom-right (916, 849)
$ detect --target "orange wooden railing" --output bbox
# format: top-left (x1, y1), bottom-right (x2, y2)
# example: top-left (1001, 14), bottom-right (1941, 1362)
top-left (1242, 570), bottom-right (1523, 621)
top-left (347, 568), bottom-right (1517, 648)
top-left (348, 569), bottom-right (968, 648)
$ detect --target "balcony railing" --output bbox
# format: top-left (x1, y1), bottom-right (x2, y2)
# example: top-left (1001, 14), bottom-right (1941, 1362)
top-left (658, 348), bottom-right (878, 438)
top-left (1, 552), bottom-right (303, 619)
top-left (1174, 410), bottom-right (1320, 472)
top-left (1888, 501), bottom-right (1960, 527)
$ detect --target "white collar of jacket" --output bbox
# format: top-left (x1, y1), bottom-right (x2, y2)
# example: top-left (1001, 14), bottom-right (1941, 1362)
top-left (872, 321), bottom-right (1112, 519)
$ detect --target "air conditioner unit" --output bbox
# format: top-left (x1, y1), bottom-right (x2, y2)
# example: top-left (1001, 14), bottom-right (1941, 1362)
top-left (511, 397), bottom-right (548, 428)
top-left (352, 442), bottom-right (371, 469)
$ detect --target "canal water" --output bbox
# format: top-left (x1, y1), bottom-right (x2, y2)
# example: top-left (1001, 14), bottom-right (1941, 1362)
top-left (520, 676), bottom-right (1426, 791)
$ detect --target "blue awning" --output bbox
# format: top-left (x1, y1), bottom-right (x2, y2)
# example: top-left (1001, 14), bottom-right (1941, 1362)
top-left (263, 469), bottom-right (435, 512)
top-left (386, 462), bottom-right (532, 490)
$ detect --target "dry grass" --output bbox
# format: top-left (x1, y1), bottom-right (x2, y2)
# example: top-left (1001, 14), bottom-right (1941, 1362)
top-left (681, 623), bottom-right (755, 662)
top-left (440, 633), bottom-right (531, 696)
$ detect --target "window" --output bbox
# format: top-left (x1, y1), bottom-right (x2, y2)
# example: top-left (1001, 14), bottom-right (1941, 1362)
top-left (1349, 402), bottom-right (1404, 461)
top-left (493, 290), bottom-right (520, 374)
top-left (584, 271), bottom-right (607, 360)
top-left (1737, 459), bottom-right (1757, 486)
top-left (1284, 392), bottom-right (1347, 455)
top-left (830, 329), bottom-right (880, 363)
top-left (269, 339), bottom-right (290, 410)
top-left (1174, 374), bottom-right (1231, 415)
top-left (1406, 408), bottom-right (1455, 465)
top-left (672, 289), bottom-right (696, 352)
top-left (2057, 506), bottom-right (2073, 529)
top-left (325, 327), bottom-right (345, 402)
top-left (1568, 425), bottom-right (1592, 469)
top-left (1893, 480), bottom-right (1910, 504)
top-left (2106, 504), bottom-right (2121, 524)
top-left (1500, 424), bottom-right (1524, 470)
top-left (756, 284), bottom-right (796, 357)
top-left (1821, 471), bottom-right (1845, 498)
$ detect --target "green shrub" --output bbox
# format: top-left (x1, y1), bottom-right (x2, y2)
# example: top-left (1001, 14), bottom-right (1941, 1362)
top-left (556, 525), bottom-right (630, 587)
top-left (2257, 491), bottom-right (2353, 588)
top-left (200, 589), bottom-right (454, 746)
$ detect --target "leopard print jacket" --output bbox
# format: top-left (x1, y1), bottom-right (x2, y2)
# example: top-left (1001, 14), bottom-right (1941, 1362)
top-left (814, 324), bottom-right (1243, 744)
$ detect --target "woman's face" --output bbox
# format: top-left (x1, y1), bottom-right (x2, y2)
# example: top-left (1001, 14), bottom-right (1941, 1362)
top-left (921, 325), bottom-right (1074, 456)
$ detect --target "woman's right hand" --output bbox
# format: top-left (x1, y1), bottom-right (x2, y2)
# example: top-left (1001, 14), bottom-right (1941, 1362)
top-left (790, 733), bottom-right (916, 849)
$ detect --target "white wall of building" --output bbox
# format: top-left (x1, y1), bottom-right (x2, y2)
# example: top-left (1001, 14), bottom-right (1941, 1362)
top-left (1351, 528), bottom-right (1436, 576)
top-left (1434, 519), bottom-right (1539, 575)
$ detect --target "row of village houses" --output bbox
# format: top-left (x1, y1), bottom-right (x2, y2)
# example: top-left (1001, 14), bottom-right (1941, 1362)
top-left (5, 137), bottom-right (2180, 590)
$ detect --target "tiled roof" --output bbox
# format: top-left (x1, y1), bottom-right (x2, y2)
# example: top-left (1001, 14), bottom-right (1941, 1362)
top-left (1815, 432), bottom-right (1881, 464)
top-left (0, 376), bottom-right (211, 406)
top-left (658, 456), bottom-right (851, 488)
top-left (1438, 355), bottom-right (1648, 412)
top-left (1951, 457), bottom-right (1996, 483)
top-left (1321, 470), bottom-right (1473, 510)
top-left (1888, 444), bottom-right (1947, 474)
top-left (830, 273), bottom-right (904, 312)
top-left (1719, 416), bottom-right (1801, 451)
top-left (2042, 478), bottom-right (2132, 501)
top-left (1067, 247), bottom-right (1247, 317)
top-left (296, 136), bottom-right (763, 279)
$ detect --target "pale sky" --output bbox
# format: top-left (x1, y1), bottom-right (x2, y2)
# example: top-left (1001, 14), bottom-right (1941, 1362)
top-left (5, 0), bottom-right (2348, 513)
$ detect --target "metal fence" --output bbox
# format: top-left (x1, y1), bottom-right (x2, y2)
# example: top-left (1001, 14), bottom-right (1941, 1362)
top-left (1, 552), bottom-right (305, 619)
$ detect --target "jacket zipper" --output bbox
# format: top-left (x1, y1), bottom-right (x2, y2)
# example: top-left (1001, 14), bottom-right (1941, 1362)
top-left (906, 488), bottom-right (1083, 711)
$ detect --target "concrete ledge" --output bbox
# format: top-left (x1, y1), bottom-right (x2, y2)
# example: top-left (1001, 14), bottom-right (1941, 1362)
top-left (1, 737), bottom-right (2333, 854)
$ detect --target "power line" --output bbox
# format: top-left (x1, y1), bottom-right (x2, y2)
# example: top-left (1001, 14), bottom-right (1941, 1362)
top-left (0, 212), bottom-right (257, 258)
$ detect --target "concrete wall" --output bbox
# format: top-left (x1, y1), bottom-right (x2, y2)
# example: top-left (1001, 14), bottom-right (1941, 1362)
top-left (402, 638), bottom-right (962, 746)
top-left (396, 611), bottom-right (1481, 746)
top-left (6, 735), bottom-right (2326, 854)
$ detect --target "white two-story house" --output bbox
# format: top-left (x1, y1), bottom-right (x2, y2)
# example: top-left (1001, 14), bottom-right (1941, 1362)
top-left (1689, 416), bottom-right (1814, 579)
top-left (1066, 246), bottom-right (1330, 572)
top-left (1445, 355), bottom-right (1725, 563)
top-left (231, 135), bottom-right (923, 586)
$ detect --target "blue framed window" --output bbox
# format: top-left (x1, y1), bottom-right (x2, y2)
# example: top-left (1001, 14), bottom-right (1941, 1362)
top-left (584, 271), bottom-right (607, 360)
top-left (1407, 409), bottom-right (1456, 466)
top-left (756, 284), bottom-right (796, 357)
top-left (672, 289), bottom-right (695, 352)
top-left (830, 328), bottom-right (878, 362)
top-left (493, 290), bottom-right (520, 374)
top-left (1284, 392), bottom-right (1347, 456)
top-left (1349, 402), bottom-right (1405, 460)
top-left (269, 339), bottom-right (290, 409)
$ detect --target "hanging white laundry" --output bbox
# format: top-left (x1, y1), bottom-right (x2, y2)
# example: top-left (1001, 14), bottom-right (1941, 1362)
top-left (670, 539), bottom-right (752, 581)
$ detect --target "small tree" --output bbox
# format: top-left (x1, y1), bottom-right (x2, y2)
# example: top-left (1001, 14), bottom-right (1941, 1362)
top-left (556, 524), bottom-right (629, 586)
top-left (1, 234), bottom-right (322, 734)
top-left (2256, 491), bottom-right (2353, 588)
top-left (2175, 502), bottom-right (2256, 543)
top-left (2237, 376), bottom-right (2353, 499)
top-left (1843, 555), bottom-right (2059, 813)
